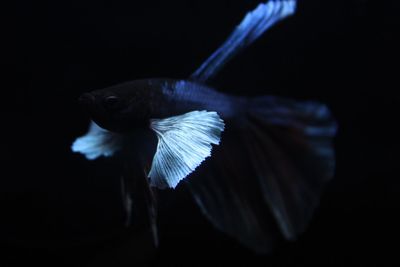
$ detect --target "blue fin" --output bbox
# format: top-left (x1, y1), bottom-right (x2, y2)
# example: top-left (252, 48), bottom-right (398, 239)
top-left (191, 0), bottom-right (297, 83)
top-left (71, 121), bottom-right (123, 160)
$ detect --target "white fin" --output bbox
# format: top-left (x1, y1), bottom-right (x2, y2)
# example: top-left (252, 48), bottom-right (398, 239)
top-left (148, 111), bottom-right (225, 189)
top-left (71, 121), bottom-right (122, 160)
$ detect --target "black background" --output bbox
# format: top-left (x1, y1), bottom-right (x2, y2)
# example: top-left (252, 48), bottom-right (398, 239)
top-left (2, 0), bottom-right (400, 266)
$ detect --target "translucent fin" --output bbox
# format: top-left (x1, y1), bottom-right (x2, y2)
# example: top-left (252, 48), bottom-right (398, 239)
top-left (71, 121), bottom-right (123, 160)
top-left (122, 158), bottom-right (160, 248)
top-left (185, 96), bottom-right (337, 253)
top-left (191, 0), bottom-right (297, 83)
top-left (148, 111), bottom-right (225, 189)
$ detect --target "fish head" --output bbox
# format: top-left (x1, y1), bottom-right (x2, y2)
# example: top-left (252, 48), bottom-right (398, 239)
top-left (79, 81), bottom-right (161, 132)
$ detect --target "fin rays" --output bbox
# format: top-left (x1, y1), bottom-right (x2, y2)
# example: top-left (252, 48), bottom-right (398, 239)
top-left (191, 0), bottom-right (297, 83)
top-left (148, 111), bottom-right (225, 189)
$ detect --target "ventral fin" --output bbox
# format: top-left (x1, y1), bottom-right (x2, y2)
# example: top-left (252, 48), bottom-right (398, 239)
top-left (71, 121), bottom-right (123, 160)
top-left (148, 111), bottom-right (225, 189)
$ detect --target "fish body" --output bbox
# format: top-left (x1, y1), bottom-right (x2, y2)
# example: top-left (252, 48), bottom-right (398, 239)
top-left (80, 79), bottom-right (241, 132)
top-left (72, 0), bottom-right (337, 253)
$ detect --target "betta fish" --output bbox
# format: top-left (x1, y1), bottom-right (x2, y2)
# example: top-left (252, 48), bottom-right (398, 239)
top-left (72, 0), bottom-right (337, 253)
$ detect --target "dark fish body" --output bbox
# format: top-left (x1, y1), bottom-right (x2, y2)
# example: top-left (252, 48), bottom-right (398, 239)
top-left (82, 79), bottom-right (242, 132)
top-left (73, 0), bottom-right (337, 254)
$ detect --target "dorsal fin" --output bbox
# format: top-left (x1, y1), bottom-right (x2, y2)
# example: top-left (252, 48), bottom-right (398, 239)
top-left (191, 0), bottom-right (297, 83)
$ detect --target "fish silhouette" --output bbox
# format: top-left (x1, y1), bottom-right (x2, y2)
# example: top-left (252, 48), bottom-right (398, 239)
top-left (72, 0), bottom-right (337, 253)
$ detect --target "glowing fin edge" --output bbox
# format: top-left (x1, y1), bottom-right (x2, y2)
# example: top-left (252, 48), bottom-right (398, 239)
top-left (71, 121), bottom-right (122, 160)
top-left (148, 111), bottom-right (225, 189)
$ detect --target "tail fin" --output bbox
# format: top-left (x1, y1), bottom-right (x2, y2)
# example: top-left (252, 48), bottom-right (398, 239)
top-left (190, 0), bottom-right (297, 83)
top-left (185, 96), bottom-right (337, 253)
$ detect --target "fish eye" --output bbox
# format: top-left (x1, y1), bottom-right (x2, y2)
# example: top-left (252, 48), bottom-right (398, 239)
top-left (104, 95), bottom-right (122, 110)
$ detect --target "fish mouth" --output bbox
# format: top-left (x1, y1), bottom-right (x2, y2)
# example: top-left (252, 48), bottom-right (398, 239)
top-left (78, 92), bottom-right (104, 125)
top-left (78, 93), bottom-right (95, 106)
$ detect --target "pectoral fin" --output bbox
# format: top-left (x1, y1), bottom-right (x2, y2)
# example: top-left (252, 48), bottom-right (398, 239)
top-left (148, 111), bottom-right (225, 189)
